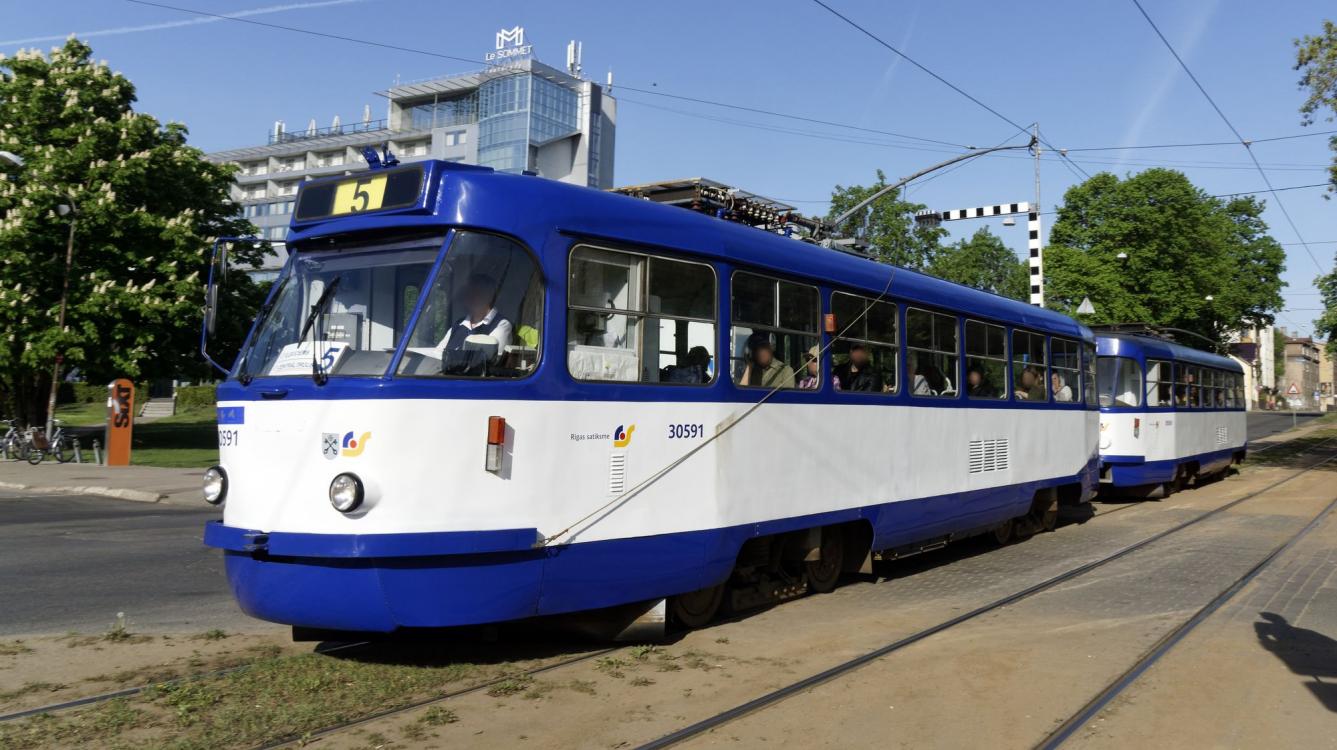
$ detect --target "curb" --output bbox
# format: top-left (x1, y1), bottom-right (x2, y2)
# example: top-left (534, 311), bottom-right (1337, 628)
top-left (0, 480), bottom-right (163, 503)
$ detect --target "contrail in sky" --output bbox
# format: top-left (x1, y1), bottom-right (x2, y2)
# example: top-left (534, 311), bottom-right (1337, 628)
top-left (1, 0), bottom-right (365, 47)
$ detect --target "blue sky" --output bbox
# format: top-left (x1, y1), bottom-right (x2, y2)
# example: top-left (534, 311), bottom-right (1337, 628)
top-left (5, 0), bottom-right (1336, 335)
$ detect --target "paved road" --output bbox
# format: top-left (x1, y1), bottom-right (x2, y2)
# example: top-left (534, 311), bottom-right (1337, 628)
top-left (1247, 411), bottom-right (1321, 442)
top-left (0, 491), bottom-right (258, 636)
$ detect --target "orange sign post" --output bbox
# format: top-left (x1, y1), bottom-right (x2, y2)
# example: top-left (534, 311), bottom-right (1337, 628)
top-left (106, 379), bottom-right (135, 466)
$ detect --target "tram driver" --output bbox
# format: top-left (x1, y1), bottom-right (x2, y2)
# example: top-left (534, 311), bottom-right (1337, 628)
top-left (437, 274), bottom-right (513, 374)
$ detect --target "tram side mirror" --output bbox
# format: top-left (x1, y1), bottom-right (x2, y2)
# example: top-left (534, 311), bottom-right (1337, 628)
top-left (205, 282), bottom-right (219, 336)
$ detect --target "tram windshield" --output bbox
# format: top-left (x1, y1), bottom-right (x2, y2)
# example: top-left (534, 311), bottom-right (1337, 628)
top-left (236, 232), bottom-right (446, 381)
top-left (235, 230), bottom-right (542, 381)
top-left (1096, 356), bottom-right (1142, 408)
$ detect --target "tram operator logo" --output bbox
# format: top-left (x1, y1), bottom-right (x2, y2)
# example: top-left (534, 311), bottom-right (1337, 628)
top-left (322, 431), bottom-right (372, 460)
top-left (613, 424), bottom-right (635, 448)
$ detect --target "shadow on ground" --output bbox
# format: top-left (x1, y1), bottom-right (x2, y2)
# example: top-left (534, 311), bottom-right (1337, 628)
top-left (1255, 611), bottom-right (1337, 712)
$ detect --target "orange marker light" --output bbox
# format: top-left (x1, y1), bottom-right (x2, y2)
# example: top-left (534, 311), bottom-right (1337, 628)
top-left (485, 416), bottom-right (505, 472)
top-left (824, 313), bottom-right (836, 333)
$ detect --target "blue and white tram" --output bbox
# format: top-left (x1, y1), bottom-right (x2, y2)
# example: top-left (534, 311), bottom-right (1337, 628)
top-left (201, 160), bottom-right (1100, 635)
top-left (1095, 333), bottom-right (1247, 494)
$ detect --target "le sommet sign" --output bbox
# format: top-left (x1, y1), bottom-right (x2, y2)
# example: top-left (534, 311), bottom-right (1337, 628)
top-left (487, 26), bottom-right (532, 62)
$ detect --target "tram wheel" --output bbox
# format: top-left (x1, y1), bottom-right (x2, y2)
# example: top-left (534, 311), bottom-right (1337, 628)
top-left (669, 583), bottom-right (726, 629)
top-left (805, 528), bottom-right (845, 594)
top-left (1028, 493), bottom-right (1059, 533)
top-left (990, 518), bottom-right (1016, 546)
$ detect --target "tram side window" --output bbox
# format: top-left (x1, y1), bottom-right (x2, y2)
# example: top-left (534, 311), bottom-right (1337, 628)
top-left (1232, 373), bottom-right (1244, 408)
top-left (1097, 356), bottom-right (1142, 408)
top-left (731, 272), bottom-right (818, 390)
top-left (565, 245), bottom-right (717, 384)
top-left (907, 308), bottom-right (959, 398)
top-left (831, 292), bottom-right (897, 393)
top-left (1224, 372), bottom-right (1237, 408)
top-left (965, 319), bottom-right (1006, 400)
top-left (1214, 370), bottom-right (1228, 407)
top-left (1051, 338), bottom-right (1080, 403)
top-left (1083, 343), bottom-right (1097, 407)
top-left (397, 232), bottom-right (543, 378)
top-left (1011, 330), bottom-right (1048, 402)
top-left (1145, 359), bottom-right (1174, 407)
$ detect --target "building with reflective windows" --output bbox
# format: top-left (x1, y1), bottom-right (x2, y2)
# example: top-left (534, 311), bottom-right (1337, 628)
top-left (206, 57), bottom-right (616, 278)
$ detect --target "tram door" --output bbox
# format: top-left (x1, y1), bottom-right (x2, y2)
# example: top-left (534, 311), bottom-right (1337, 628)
top-left (1142, 359), bottom-right (1174, 460)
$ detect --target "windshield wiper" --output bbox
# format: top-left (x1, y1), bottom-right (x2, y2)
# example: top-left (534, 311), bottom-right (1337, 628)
top-left (299, 276), bottom-right (341, 341)
top-left (237, 276), bottom-right (290, 386)
top-left (300, 276), bottom-right (341, 385)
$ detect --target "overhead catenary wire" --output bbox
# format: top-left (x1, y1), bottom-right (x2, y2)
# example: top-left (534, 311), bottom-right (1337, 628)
top-left (808, 0), bottom-right (1092, 181)
top-left (1127, 0), bottom-right (1324, 274)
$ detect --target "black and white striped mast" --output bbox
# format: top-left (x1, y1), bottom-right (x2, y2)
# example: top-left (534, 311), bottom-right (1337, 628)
top-left (1028, 123), bottom-right (1044, 307)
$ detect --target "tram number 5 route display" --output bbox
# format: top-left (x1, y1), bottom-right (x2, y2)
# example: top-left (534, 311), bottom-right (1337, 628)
top-left (333, 175), bottom-right (388, 215)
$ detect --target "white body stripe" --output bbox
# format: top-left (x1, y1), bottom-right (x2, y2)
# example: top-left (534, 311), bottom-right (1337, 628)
top-left (218, 399), bottom-right (1097, 543)
top-left (1099, 411), bottom-right (1246, 461)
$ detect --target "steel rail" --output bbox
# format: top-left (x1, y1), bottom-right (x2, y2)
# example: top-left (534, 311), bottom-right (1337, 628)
top-left (636, 444), bottom-right (1337, 749)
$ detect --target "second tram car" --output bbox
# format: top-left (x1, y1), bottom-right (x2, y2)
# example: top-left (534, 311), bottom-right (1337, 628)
top-left (201, 160), bottom-right (1101, 635)
top-left (1095, 333), bottom-right (1247, 494)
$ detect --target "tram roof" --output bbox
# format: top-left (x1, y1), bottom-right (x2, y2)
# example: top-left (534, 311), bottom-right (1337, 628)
top-left (1095, 332), bottom-right (1242, 371)
top-left (288, 162), bottom-right (1092, 340)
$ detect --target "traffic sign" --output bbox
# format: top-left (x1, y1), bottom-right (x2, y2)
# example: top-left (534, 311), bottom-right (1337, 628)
top-left (1288, 383), bottom-right (1300, 396)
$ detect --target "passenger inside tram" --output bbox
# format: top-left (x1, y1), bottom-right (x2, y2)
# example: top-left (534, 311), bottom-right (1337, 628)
top-left (1052, 371), bottom-right (1074, 402)
top-left (738, 333), bottom-right (795, 389)
top-left (833, 343), bottom-right (882, 392)
top-left (966, 364), bottom-right (998, 398)
top-left (661, 346), bottom-right (713, 384)
top-left (797, 346), bottom-right (821, 390)
top-left (1015, 366), bottom-right (1046, 401)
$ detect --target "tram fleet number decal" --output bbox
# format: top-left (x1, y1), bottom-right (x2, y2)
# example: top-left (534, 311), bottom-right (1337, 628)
top-left (668, 423), bottom-right (705, 439)
top-left (217, 406), bottom-right (244, 448)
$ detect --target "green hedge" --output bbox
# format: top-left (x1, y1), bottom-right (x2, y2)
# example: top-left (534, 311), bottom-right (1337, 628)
top-left (175, 384), bottom-right (218, 412)
top-left (60, 381), bottom-right (150, 404)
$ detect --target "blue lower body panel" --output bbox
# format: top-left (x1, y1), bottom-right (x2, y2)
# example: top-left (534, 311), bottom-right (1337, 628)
top-left (1103, 446), bottom-right (1244, 487)
top-left (207, 462), bottom-right (1097, 632)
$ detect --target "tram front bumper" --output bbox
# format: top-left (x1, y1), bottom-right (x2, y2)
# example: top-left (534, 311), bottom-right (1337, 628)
top-left (203, 521), bottom-right (546, 632)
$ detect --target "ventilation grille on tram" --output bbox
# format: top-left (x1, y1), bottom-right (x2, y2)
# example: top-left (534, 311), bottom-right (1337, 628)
top-left (968, 439), bottom-right (1010, 473)
top-left (609, 451), bottom-right (627, 495)
top-left (1216, 426), bottom-right (1228, 446)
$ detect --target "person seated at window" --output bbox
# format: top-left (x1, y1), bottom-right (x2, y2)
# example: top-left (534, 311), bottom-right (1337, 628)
top-left (1014, 366), bottom-right (1045, 401)
top-left (834, 343), bottom-right (883, 392)
top-left (437, 273), bottom-right (513, 351)
top-left (663, 346), bottom-right (713, 384)
top-left (739, 333), bottom-right (794, 389)
top-left (797, 345), bottom-right (821, 390)
top-left (1052, 371), bottom-right (1074, 402)
top-left (909, 357), bottom-right (932, 395)
top-left (966, 364), bottom-right (998, 398)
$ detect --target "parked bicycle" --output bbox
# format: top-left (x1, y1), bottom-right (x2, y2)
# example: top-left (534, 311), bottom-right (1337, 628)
top-left (0, 419), bottom-right (21, 460)
top-left (46, 419), bottom-right (77, 464)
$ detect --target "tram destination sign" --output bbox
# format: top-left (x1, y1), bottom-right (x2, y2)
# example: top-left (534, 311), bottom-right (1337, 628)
top-left (294, 164), bottom-right (426, 222)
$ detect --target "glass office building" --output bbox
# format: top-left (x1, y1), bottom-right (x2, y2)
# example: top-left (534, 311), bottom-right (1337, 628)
top-left (206, 59), bottom-right (616, 277)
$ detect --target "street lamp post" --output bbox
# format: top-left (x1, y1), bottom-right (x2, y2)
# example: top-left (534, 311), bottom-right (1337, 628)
top-left (46, 201), bottom-right (77, 440)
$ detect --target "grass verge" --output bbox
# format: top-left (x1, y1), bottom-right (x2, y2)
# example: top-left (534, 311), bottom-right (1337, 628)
top-left (53, 403), bottom-right (219, 469)
top-left (0, 646), bottom-right (512, 750)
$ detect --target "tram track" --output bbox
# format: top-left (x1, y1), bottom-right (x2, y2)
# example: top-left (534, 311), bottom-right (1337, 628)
top-left (1035, 491), bottom-right (1337, 749)
top-left (634, 439), bottom-right (1337, 749)
top-left (6, 429), bottom-right (1328, 746)
top-left (0, 641), bottom-right (373, 724)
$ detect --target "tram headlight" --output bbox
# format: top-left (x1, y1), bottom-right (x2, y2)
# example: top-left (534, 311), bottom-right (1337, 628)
top-left (202, 466), bottom-right (228, 505)
top-left (329, 473), bottom-right (364, 513)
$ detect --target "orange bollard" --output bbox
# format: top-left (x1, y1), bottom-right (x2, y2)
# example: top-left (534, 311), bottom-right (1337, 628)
top-left (105, 379), bottom-right (135, 466)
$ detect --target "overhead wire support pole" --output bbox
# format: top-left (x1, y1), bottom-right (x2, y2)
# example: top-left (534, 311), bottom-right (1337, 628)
top-left (1031, 123), bottom-right (1044, 307)
top-left (821, 137), bottom-right (1038, 239)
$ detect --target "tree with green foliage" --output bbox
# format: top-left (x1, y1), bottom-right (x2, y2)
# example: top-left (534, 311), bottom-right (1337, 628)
top-left (1295, 19), bottom-right (1337, 195)
top-left (1043, 169), bottom-right (1285, 346)
top-left (0, 39), bottom-right (262, 425)
top-left (926, 227), bottom-right (1028, 301)
top-left (1274, 327), bottom-right (1288, 382)
top-left (826, 170), bottom-right (945, 269)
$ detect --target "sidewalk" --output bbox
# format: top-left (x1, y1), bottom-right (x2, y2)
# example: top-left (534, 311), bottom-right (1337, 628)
top-left (0, 461), bottom-right (203, 505)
